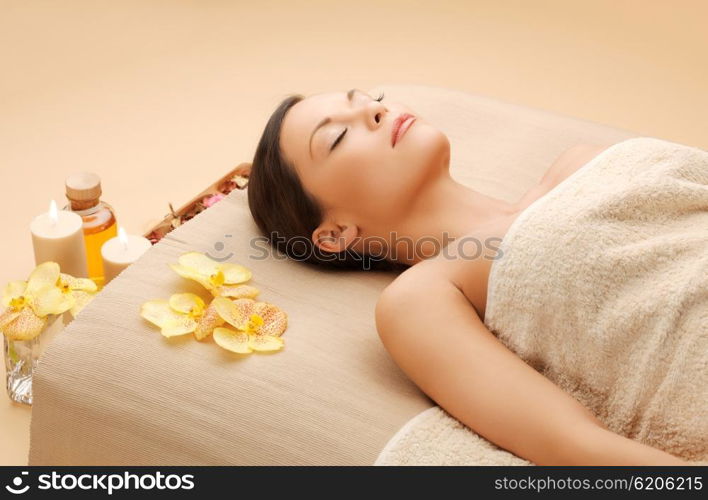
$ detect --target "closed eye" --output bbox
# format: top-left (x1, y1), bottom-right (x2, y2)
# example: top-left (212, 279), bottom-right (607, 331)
top-left (330, 128), bottom-right (347, 151)
top-left (329, 92), bottom-right (383, 152)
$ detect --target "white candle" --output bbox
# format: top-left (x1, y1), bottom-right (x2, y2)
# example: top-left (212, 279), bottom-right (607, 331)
top-left (30, 200), bottom-right (88, 277)
top-left (101, 226), bottom-right (152, 284)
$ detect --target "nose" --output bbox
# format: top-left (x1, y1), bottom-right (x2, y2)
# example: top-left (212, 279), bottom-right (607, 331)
top-left (366, 100), bottom-right (387, 129)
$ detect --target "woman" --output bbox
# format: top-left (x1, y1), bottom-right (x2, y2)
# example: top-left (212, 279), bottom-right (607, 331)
top-left (247, 88), bottom-right (688, 465)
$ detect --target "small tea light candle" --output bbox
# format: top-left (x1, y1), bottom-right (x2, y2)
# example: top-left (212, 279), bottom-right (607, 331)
top-left (101, 226), bottom-right (152, 284)
top-left (30, 200), bottom-right (88, 277)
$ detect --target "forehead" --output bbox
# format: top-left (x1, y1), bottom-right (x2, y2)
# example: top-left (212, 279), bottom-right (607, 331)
top-left (280, 91), bottom-right (347, 163)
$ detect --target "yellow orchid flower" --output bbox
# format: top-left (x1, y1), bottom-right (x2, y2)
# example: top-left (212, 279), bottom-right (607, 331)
top-left (57, 272), bottom-right (97, 317)
top-left (141, 251), bottom-right (287, 355)
top-left (169, 252), bottom-right (257, 298)
top-left (211, 297), bottom-right (287, 353)
top-left (0, 262), bottom-right (74, 340)
top-left (140, 292), bottom-right (224, 340)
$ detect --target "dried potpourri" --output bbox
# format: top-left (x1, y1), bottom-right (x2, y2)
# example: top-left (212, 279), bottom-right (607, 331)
top-left (145, 165), bottom-right (251, 245)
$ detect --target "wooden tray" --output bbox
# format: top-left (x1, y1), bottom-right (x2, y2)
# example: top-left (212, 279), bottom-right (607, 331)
top-left (143, 162), bottom-right (251, 244)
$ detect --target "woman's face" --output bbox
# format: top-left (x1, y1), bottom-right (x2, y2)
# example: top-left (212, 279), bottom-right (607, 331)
top-left (279, 88), bottom-right (450, 250)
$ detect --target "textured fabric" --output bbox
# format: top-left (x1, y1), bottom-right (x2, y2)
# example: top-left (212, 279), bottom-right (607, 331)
top-left (375, 406), bottom-right (532, 466)
top-left (28, 84), bottom-right (637, 465)
top-left (376, 137), bottom-right (708, 465)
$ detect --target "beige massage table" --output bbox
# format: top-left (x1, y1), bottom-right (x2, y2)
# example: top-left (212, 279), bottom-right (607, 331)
top-left (28, 84), bottom-right (639, 465)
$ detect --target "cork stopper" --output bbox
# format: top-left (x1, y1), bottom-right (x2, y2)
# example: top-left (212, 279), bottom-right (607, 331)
top-left (65, 172), bottom-right (102, 201)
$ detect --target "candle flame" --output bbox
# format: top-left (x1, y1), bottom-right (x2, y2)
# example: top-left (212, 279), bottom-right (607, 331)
top-left (118, 226), bottom-right (129, 250)
top-left (49, 200), bottom-right (59, 225)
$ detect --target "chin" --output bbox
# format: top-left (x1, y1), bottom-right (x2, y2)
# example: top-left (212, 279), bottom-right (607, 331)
top-left (368, 121), bottom-right (451, 219)
top-left (408, 124), bottom-right (450, 177)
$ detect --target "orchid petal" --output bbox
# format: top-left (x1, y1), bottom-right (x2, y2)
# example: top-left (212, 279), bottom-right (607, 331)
top-left (194, 301), bottom-right (224, 341)
top-left (252, 302), bottom-right (288, 337)
top-left (216, 284), bottom-right (260, 299)
top-left (59, 273), bottom-right (97, 292)
top-left (212, 297), bottom-right (255, 331)
top-left (2, 281), bottom-right (27, 308)
top-left (141, 300), bottom-right (183, 328)
top-left (178, 252), bottom-right (220, 277)
top-left (220, 263), bottom-right (252, 284)
top-left (168, 293), bottom-right (205, 316)
top-left (1, 307), bottom-right (47, 341)
top-left (169, 263), bottom-right (216, 291)
top-left (161, 318), bottom-right (198, 337)
top-left (30, 284), bottom-right (74, 317)
top-left (0, 307), bottom-right (21, 329)
top-left (25, 262), bottom-right (60, 296)
top-left (248, 334), bottom-right (284, 352)
top-left (213, 327), bottom-right (252, 354)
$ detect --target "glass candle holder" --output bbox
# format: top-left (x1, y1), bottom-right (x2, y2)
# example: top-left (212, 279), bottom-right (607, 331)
top-left (3, 313), bottom-right (61, 405)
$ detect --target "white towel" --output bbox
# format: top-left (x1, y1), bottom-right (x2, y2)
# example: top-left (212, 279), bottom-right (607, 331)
top-left (376, 137), bottom-right (708, 465)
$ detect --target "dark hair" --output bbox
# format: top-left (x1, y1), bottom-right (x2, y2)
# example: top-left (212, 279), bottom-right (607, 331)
top-left (247, 94), bottom-right (408, 272)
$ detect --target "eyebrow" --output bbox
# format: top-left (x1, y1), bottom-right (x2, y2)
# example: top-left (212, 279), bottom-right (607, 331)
top-left (309, 88), bottom-right (358, 159)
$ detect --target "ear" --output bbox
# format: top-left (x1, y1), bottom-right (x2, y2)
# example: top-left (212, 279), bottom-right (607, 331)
top-left (312, 220), bottom-right (360, 253)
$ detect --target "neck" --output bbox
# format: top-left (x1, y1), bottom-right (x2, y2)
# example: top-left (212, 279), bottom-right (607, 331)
top-left (369, 175), bottom-right (518, 266)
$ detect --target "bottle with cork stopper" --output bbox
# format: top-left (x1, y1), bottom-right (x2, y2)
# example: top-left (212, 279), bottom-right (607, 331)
top-left (64, 172), bottom-right (117, 289)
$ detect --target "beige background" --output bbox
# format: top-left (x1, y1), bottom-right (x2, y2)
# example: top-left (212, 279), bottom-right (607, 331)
top-left (1, 0), bottom-right (706, 465)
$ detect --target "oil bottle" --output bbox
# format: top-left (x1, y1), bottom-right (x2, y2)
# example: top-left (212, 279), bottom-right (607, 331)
top-left (64, 172), bottom-right (117, 289)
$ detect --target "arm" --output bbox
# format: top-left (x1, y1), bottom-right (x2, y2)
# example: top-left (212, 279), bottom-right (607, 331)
top-left (375, 269), bottom-right (687, 465)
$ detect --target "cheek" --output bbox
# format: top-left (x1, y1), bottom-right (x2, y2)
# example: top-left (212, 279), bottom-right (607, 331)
top-left (365, 128), bottom-right (450, 212)
top-left (317, 160), bottom-right (376, 209)
top-left (313, 127), bottom-right (450, 219)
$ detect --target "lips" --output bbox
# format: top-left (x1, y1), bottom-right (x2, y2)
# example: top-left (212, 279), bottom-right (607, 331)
top-left (391, 113), bottom-right (416, 147)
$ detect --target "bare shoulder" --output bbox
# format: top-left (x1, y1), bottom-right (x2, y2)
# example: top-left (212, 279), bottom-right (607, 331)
top-left (376, 251), bottom-right (489, 334)
top-left (375, 261), bottom-right (486, 345)
top-left (376, 262), bottom-right (450, 310)
top-left (377, 264), bottom-right (451, 319)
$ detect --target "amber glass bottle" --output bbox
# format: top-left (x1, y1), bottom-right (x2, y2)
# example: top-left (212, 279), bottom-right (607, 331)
top-left (64, 172), bottom-right (117, 289)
